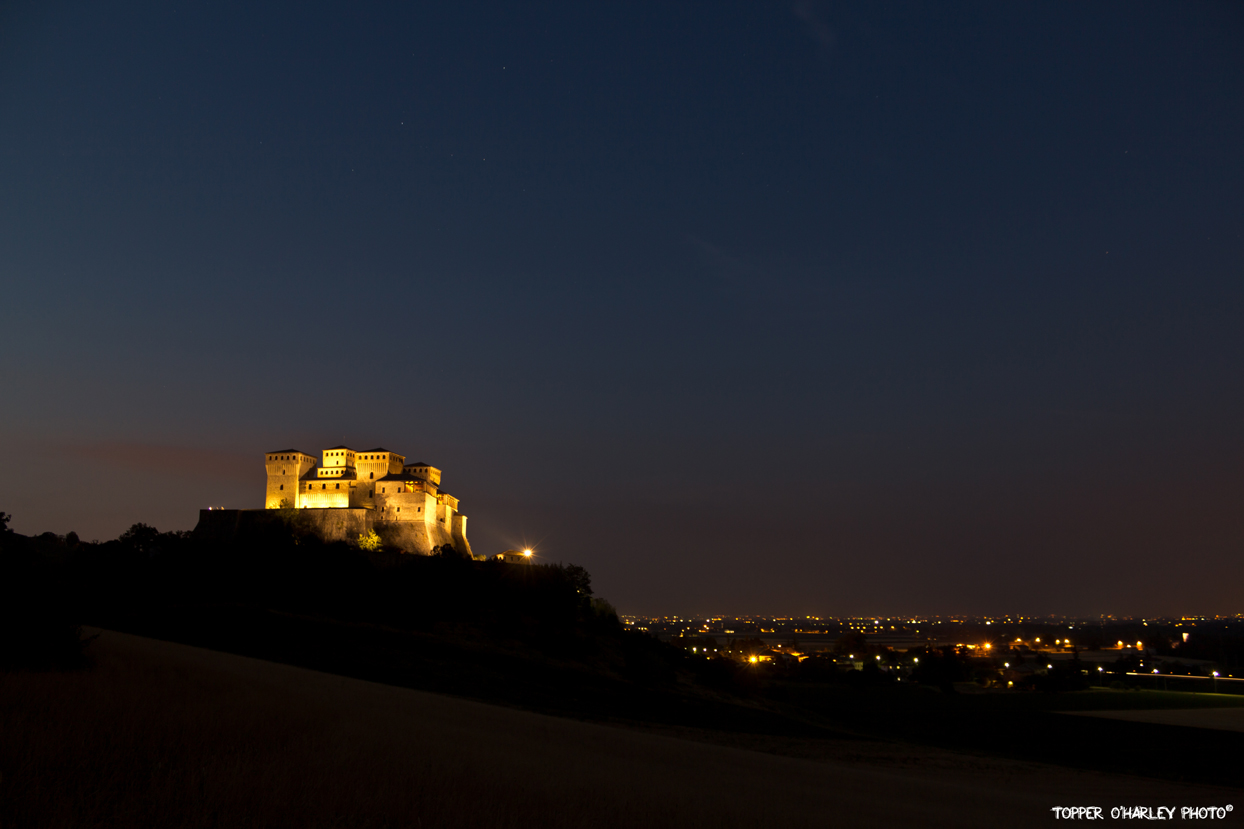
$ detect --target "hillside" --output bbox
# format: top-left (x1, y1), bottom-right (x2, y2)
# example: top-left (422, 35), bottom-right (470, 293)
top-left (4, 629), bottom-right (1239, 829)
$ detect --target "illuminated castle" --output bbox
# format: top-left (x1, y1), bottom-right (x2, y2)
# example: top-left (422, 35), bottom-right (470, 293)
top-left (257, 445), bottom-right (472, 556)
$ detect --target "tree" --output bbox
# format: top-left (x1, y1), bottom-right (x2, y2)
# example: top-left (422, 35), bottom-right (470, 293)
top-left (357, 530), bottom-right (382, 551)
top-left (562, 564), bottom-right (593, 596)
top-left (119, 523), bottom-right (161, 557)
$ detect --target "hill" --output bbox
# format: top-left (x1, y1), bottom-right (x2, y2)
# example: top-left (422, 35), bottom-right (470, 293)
top-left (4, 628), bottom-right (1239, 829)
top-left (4, 513), bottom-right (1244, 794)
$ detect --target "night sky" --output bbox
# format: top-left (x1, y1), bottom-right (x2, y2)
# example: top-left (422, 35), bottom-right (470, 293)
top-left (2, 2), bottom-right (1242, 617)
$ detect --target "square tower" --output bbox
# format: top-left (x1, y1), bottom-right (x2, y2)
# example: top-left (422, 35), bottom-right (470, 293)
top-left (357, 448), bottom-right (405, 484)
top-left (264, 449), bottom-right (317, 508)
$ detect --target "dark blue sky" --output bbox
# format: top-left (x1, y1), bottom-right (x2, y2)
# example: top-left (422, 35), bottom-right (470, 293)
top-left (2, 1), bottom-right (1242, 616)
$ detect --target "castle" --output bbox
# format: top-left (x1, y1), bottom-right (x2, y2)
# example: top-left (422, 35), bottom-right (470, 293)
top-left (197, 445), bottom-right (472, 556)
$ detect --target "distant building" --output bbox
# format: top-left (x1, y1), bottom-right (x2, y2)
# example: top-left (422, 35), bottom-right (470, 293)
top-left (197, 445), bottom-right (472, 556)
top-left (495, 549), bottom-right (533, 564)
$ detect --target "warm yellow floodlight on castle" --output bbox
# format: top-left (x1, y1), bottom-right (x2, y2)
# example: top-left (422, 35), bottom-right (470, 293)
top-left (250, 444), bottom-right (471, 557)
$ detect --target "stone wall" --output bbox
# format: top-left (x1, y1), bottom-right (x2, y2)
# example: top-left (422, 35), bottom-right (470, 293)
top-left (299, 481), bottom-right (353, 509)
top-left (451, 513), bottom-right (472, 557)
top-left (195, 507), bottom-right (463, 556)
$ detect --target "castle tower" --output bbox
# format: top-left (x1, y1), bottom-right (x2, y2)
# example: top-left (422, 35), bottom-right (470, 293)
top-left (264, 449), bottom-right (317, 509)
top-left (300, 445), bottom-right (358, 508)
top-left (404, 462), bottom-right (442, 493)
top-left (357, 449), bottom-right (405, 487)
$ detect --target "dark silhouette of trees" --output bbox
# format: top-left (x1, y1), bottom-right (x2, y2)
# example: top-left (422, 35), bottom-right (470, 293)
top-left (0, 517), bottom-right (90, 670)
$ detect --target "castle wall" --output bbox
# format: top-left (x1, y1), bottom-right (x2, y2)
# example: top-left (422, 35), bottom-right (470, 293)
top-left (379, 487), bottom-right (430, 522)
top-left (196, 508), bottom-right (448, 555)
top-left (451, 513), bottom-right (472, 557)
top-left (299, 480), bottom-right (352, 508)
top-left (434, 499), bottom-right (450, 532)
top-left (373, 519), bottom-right (433, 555)
top-left (292, 508), bottom-right (372, 543)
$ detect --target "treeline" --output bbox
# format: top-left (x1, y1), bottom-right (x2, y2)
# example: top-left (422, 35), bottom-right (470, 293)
top-left (0, 513), bottom-right (619, 665)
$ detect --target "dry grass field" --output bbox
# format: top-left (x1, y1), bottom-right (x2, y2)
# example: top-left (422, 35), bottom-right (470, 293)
top-left (1, 630), bottom-right (1239, 829)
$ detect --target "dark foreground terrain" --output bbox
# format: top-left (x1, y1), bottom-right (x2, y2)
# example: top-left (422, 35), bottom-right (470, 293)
top-left (3, 629), bottom-right (1240, 829)
top-left (2, 516), bottom-right (1243, 826)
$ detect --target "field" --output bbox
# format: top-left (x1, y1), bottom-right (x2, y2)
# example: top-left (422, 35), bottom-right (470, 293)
top-left (2, 630), bottom-right (1240, 828)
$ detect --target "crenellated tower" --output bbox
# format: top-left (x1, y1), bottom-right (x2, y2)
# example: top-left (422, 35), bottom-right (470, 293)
top-left (264, 450), bottom-right (317, 509)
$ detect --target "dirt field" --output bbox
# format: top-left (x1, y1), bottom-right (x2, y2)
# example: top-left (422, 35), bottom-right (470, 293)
top-left (1, 629), bottom-right (1239, 828)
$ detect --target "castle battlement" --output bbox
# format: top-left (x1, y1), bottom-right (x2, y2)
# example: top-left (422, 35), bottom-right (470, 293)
top-left (262, 445), bottom-right (470, 556)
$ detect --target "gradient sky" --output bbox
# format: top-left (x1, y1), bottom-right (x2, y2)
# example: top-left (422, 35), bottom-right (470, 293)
top-left (2, 1), bottom-right (1242, 617)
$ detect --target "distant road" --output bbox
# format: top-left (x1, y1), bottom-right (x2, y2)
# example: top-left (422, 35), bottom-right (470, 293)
top-left (1059, 707), bottom-right (1244, 734)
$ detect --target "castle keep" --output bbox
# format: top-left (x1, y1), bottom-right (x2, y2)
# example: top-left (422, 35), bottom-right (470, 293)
top-left (197, 445), bottom-right (472, 556)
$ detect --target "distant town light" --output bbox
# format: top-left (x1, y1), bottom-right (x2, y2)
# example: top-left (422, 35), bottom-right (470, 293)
top-left (523, 549), bottom-right (532, 556)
